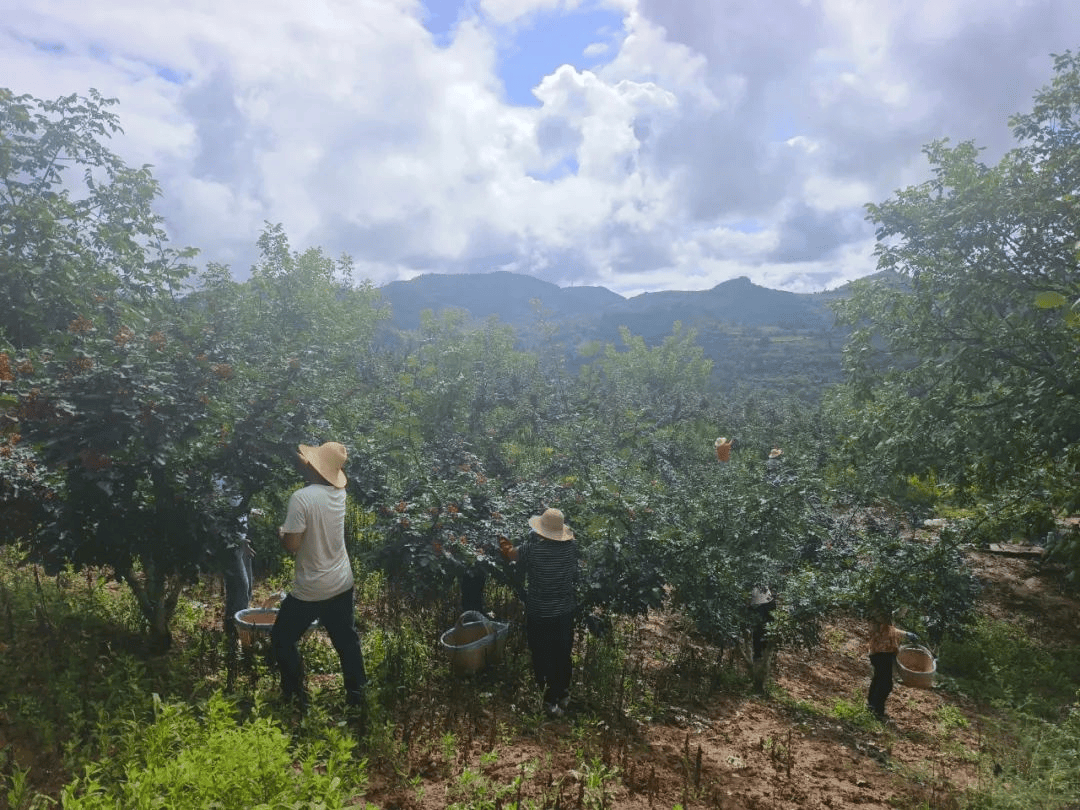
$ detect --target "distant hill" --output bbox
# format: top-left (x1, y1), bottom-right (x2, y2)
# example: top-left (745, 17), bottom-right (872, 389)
top-left (378, 271), bottom-right (624, 333)
top-left (376, 271), bottom-right (870, 397)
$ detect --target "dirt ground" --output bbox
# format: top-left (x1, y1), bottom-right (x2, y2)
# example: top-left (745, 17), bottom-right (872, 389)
top-left (2, 543), bottom-right (1076, 808)
top-left (362, 546), bottom-right (1080, 810)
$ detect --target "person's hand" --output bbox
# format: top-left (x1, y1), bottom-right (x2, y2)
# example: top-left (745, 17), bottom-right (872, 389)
top-left (497, 535), bottom-right (513, 558)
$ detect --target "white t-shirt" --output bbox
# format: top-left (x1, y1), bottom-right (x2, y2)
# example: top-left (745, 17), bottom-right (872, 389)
top-left (282, 484), bottom-right (353, 601)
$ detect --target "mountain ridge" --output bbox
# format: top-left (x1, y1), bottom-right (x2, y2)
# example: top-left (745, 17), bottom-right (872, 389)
top-left (378, 270), bottom-right (850, 335)
top-left (375, 270), bottom-right (867, 396)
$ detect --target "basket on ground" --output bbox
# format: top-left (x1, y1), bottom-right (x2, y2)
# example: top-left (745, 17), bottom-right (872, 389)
top-left (895, 644), bottom-right (936, 688)
top-left (440, 610), bottom-right (510, 674)
top-left (233, 607), bottom-right (318, 648)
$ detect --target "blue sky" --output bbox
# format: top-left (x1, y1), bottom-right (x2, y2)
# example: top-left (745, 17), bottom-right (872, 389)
top-left (421, 0), bottom-right (623, 105)
top-left (3, 0), bottom-right (1078, 296)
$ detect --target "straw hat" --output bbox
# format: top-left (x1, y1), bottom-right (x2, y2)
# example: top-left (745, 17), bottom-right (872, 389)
top-left (528, 508), bottom-right (575, 541)
top-left (298, 442), bottom-right (348, 489)
top-left (768, 448), bottom-right (783, 459)
top-left (714, 436), bottom-right (731, 448)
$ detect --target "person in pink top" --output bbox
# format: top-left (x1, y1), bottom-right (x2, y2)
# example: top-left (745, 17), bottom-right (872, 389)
top-left (271, 442), bottom-right (366, 716)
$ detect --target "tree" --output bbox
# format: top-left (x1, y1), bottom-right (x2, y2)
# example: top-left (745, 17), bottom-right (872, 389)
top-left (0, 88), bottom-right (193, 350)
top-left (1, 88), bottom-right (388, 649)
top-left (833, 51), bottom-right (1080, 516)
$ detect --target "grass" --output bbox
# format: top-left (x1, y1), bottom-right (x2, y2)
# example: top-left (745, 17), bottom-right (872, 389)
top-left (939, 616), bottom-right (1080, 719)
top-left (2, 548), bottom-right (1079, 810)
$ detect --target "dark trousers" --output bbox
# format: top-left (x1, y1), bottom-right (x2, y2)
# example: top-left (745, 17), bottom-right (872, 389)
top-left (460, 569), bottom-right (487, 615)
top-left (526, 611), bottom-right (574, 705)
top-left (751, 602), bottom-right (776, 661)
top-left (271, 588), bottom-right (367, 705)
top-left (223, 544), bottom-right (253, 636)
top-left (867, 652), bottom-right (896, 717)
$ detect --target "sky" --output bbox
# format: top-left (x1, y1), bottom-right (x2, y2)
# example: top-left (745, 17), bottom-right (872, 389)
top-left (4, 0), bottom-right (1078, 297)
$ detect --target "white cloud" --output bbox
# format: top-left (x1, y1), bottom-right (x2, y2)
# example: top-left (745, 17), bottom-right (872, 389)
top-left (3, 0), bottom-right (1078, 295)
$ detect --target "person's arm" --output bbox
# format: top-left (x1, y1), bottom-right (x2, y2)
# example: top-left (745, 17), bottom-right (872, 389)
top-left (498, 535), bottom-right (518, 562)
top-left (279, 526), bottom-right (303, 555)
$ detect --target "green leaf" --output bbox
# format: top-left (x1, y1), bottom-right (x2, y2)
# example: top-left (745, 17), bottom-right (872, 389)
top-left (1034, 291), bottom-right (1068, 309)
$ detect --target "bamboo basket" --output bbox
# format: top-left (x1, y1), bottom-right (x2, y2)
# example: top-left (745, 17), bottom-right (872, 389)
top-left (895, 645), bottom-right (936, 689)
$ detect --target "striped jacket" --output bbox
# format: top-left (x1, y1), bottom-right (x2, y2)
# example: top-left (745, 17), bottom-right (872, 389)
top-left (517, 532), bottom-right (579, 618)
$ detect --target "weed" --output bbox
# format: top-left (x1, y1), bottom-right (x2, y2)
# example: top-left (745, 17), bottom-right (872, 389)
top-left (58, 691), bottom-right (369, 809)
top-left (831, 696), bottom-right (880, 731)
top-left (935, 704), bottom-right (969, 734)
top-left (966, 699), bottom-right (1080, 809)
top-left (2, 763), bottom-right (53, 810)
top-left (444, 764), bottom-right (525, 810)
top-left (939, 617), bottom-right (1080, 717)
top-left (573, 757), bottom-right (620, 810)
top-left (441, 730), bottom-right (459, 765)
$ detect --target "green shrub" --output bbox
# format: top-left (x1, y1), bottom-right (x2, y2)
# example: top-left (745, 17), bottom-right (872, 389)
top-left (938, 618), bottom-right (1080, 717)
top-left (967, 696), bottom-right (1080, 810)
top-left (60, 691), bottom-right (370, 809)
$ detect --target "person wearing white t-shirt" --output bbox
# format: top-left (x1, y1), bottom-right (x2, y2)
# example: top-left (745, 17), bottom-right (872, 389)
top-left (271, 442), bottom-right (367, 715)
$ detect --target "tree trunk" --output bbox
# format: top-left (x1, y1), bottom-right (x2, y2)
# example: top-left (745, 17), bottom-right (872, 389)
top-left (119, 560), bottom-right (180, 653)
top-left (737, 639), bottom-right (775, 694)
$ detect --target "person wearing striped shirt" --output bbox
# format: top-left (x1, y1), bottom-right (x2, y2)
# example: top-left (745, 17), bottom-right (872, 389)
top-left (499, 508), bottom-right (579, 718)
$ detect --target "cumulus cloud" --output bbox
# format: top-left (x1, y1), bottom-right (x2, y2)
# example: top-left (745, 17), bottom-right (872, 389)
top-left (2, 0), bottom-right (1078, 295)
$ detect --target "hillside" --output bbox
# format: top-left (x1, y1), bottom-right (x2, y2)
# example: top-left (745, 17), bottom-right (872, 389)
top-left (376, 271), bottom-right (857, 395)
top-left (2, 523), bottom-right (1078, 808)
top-left (357, 537), bottom-right (1079, 809)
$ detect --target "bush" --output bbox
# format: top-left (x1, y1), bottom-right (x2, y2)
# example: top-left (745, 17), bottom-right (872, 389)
top-left (967, 695), bottom-right (1080, 810)
top-left (59, 692), bottom-right (370, 809)
top-left (938, 617), bottom-right (1080, 717)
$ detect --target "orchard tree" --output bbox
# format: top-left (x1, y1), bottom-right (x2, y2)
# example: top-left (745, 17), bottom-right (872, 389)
top-left (13, 229), bottom-right (387, 650)
top-left (0, 88), bottom-right (193, 350)
top-left (659, 451), bottom-right (838, 692)
top-left (2, 88), bottom-right (388, 647)
top-left (833, 51), bottom-right (1080, 523)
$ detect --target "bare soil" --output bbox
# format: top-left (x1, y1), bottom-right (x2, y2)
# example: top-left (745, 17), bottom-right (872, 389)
top-left (361, 548), bottom-right (1080, 810)
top-left (2, 547), bottom-right (1077, 808)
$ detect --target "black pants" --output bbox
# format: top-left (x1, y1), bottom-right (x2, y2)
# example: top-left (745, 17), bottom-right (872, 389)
top-left (867, 652), bottom-right (896, 718)
top-left (271, 588), bottom-right (367, 705)
top-left (526, 611), bottom-right (574, 705)
top-left (460, 569), bottom-right (487, 615)
top-left (751, 602), bottom-right (776, 660)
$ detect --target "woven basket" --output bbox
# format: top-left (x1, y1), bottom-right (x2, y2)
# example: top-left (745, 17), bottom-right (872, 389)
top-left (440, 611), bottom-right (510, 674)
top-left (233, 607), bottom-right (318, 649)
top-left (234, 608), bottom-right (278, 648)
top-left (895, 645), bottom-right (936, 689)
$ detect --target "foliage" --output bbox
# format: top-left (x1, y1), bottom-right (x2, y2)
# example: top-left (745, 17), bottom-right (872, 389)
top-left (59, 692), bottom-right (369, 809)
top-left (659, 451), bottom-right (840, 689)
top-left (851, 525), bottom-right (980, 646)
top-left (4, 100), bottom-right (387, 645)
top-left (832, 52), bottom-right (1080, 571)
top-left (367, 436), bottom-right (516, 606)
top-left (0, 88), bottom-right (195, 350)
top-left (938, 617), bottom-right (1080, 718)
top-left (968, 697), bottom-right (1080, 810)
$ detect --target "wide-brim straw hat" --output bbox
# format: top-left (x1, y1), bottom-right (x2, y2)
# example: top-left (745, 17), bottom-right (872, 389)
top-left (528, 508), bottom-right (574, 541)
top-left (768, 448), bottom-right (783, 459)
top-left (298, 442), bottom-right (348, 489)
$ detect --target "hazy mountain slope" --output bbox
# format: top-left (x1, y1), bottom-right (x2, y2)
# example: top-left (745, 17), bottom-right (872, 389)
top-left (375, 270), bottom-right (864, 396)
